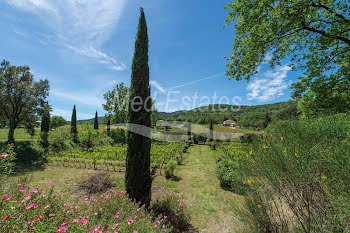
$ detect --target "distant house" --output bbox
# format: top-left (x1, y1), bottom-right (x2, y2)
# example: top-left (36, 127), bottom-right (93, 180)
top-left (222, 120), bottom-right (237, 127)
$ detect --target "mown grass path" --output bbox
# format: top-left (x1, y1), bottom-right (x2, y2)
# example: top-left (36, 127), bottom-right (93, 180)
top-left (154, 145), bottom-right (245, 232)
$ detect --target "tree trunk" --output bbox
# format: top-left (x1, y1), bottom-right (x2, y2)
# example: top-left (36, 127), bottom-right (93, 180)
top-left (8, 122), bottom-right (16, 144)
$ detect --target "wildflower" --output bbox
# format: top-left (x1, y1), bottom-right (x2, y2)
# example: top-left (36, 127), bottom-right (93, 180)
top-left (283, 148), bottom-right (287, 152)
top-left (257, 204), bottom-right (262, 209)
top-left (280, 136), bottom-right (284, 142)
top-left (44, 204), bottom-right (50, 209)
top-left (3, 194), bottom-right (13, 201)
top-left (295, 152), bottom-right (299, 158)
top-left (19, 189), bottom-right (25, 193)
top-left (0, 153), bottom-right (8, 158)
top-left (128, 218), bottom-right (134, 225)
top-left (262, 144), bottom-right (268, 149)
top-left (49, 213), bottom-right (56, 217)
top-left (49, 184), bottom-right (54, 189)
top-left (27, 220), bottom-right (34, 227)
top-left (249, 150), bottom-right (253, 155)
top-left (17, 182), bottom-right (25, 186)
top-left (81, 218), bottom-right (89, 225)
top-left (56, 226), bottom-right (67, 233)
top-left (247, 178), bottom-right (253, 185)
top-left (1, 214), bottom-right (10, 220)
top-left (133, 231), bottom-right (138, 233)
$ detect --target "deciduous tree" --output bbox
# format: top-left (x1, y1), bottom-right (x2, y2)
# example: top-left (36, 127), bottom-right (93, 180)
top-left (0, 60), bottom-right (49, 143)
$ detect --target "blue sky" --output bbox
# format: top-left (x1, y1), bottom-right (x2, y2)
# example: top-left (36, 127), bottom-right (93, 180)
top-left (1, 0), bottom-right (300, 120)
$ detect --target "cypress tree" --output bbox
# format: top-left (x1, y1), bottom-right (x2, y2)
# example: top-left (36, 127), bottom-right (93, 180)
top-left (94, 111), bottom-right (99, 130)
top-left (209, 119), bottom-right (213, 141)
top-left (107, 117), bottom-right (111, 136)
top-left (125, 8), bottom-right (152, 206)
top-left (187, 122), bottom-right (191, 141)
top-left (263, 111), bottom-right (271, 129)
top-left (40, 102), bottom-right (50, 148)
top-left (71, 105), bottom-right (78, 143)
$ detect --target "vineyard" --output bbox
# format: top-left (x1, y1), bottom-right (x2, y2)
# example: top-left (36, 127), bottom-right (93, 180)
top-left (47, 141), bottom-right (184, 172)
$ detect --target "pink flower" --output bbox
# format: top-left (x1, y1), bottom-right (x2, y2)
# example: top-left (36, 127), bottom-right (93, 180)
top-left (128, 218), bottom-right (134, 225)
top-left (1, 214), bottom-right (10, 220)
top-left (3, 194), bottom-right (13, 201)
top-left (49, 213), bottom-right (56, 217)
top-left (133, 231), bottom-right (138, 233)
top-left (49, 184), bottom-right (54, 189)
top-left (17, 182), bottom-right (25, 186)
top-left (27, 220), bottom-right (34, 227)
top-left (27, 185), bottom-right (32, 188)
top-left (0, 153), bottom-right (8, 158)
top-left (56, 226), bottom-right (67, 233)
top-left (44, 204), bottom-right (50, 209)
top-left (81, 219), bottom-right (89, 225)
top-left (19, 189), bottom-right (25, 193)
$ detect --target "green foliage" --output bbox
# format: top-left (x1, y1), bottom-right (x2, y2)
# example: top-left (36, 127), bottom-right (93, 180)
top-left (150, 193), bottom-right (191, 231)
top-left (175, 151), bottom-right (184, 165)
top-left (108, 128), bottom-right (126, 143)
top-left (224, 1), bottom-right (350, 117)
top-left (93, 111), bottom-right (99, 130)
top-left (125, 8), bottom-right (152, 206)
top-left (48, 125), bottom-right (72, 152)
top-left (238, 115), bottom-right (350, 232)
top-left (182, 144), bottom-right (189, 153)
top-left (164, 160), bottom-right (177, 179)
top-left (103, 82), bottom-right (129, 124)
top-left (0, 144), bottom-right (16, 176)
top-left (79, 124), bottom-right (113, 150)
top-left (0, 60), bottom-right (49, 143)
top-left (49, 116), bottom-right (67, 129)
top-left (187, 122), bottom-right (191, 140)
top-left (70, 105), bottom-right (77, 143)
top-left (215, 158), bottom-right (246, 195)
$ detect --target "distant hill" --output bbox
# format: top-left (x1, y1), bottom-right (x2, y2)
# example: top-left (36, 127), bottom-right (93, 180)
top-left (76, 101), bottom-right (298, 128)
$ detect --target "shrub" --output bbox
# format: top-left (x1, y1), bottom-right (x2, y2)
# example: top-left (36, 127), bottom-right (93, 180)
top-left (193, 135), bottom-right (198, 144)
top-left (0, 144), bottom-right (16, 176)
top-left (176, 151), bottom-right (184, 165)
top-left (215, 158), bottom-right (247, 195)
top-left (49, 125), bottom-right (72, 152)
top-left (151, 193), bottom-right (191, 231)
top-left (108, 128), bottom-right (126, 143)
top-left (240, 115), bottom-right (350, 232)
top-left (164, 160), bottom-right (177, 179)
top-left (79, 124), bottom-right (113, 149)
top-left (14, 141), bottom-right (44, 165)
top-left (0, 182), bottom-right (175, 233)
top-left (182, 144), bottom-right (189, 153)
top-left (239, 133), bottom-right (258, 143)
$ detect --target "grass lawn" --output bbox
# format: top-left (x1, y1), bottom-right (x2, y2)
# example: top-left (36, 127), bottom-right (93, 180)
top-left (0, 128), bottom-right (40, 141)
top-left (2, 145), bottom-right (245, 232)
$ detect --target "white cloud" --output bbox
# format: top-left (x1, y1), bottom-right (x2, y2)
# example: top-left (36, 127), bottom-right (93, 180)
top-left (7, 0), bottom-right (127, 71)
top-left (150, 80), bottom-right (166, 93)
top-left (51, 89), bottom-right (103, 107)
top-left (247, 65), bottom-right (291, 102)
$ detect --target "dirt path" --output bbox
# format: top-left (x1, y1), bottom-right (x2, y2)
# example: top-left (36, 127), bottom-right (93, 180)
top-left (154, 145), bottom-right (245, 232)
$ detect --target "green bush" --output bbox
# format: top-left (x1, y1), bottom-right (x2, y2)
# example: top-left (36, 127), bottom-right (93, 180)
top-left (79, 124), bottom-right (113, 149)
top-left (182, 144), bottom-right (189, 153)
top-left (0, 144), bottom-right (16, 176)
top-left (108, 128), bottom-right (126, 143)
top-left (240, 115), bottom-right (350, 232)
top-left (49, 125), bottom-right (72, 152)
top-left (164, 160), bottom-right (177, 179)
top-left (215, 158), bottom-right (247, 195)
top-left (176, 151), bottom-right (184, 165)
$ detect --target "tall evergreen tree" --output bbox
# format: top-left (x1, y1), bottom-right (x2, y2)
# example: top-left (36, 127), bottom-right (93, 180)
top-left (94, 111), bottom-right (99, 130)
top-left (40, 102), bottom-right (50, 148)
top-left (71, 105), bottom-right (78, 143)
top-left (107, 117), bottom-right (111, 136)
top-left (209, 119), bottom-right (213, 141)
top-left (187, 122), bottom-right (191, 141)
top-left (125, 8), bottom-right (152, 206)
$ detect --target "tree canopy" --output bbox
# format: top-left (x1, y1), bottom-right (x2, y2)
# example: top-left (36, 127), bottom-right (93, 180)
top-left (0, 60), bottom-right (49, 143)
top-left (103, 82), bottom-right (129, 124)
top-left (224, 0), bottom-right (350, 117)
